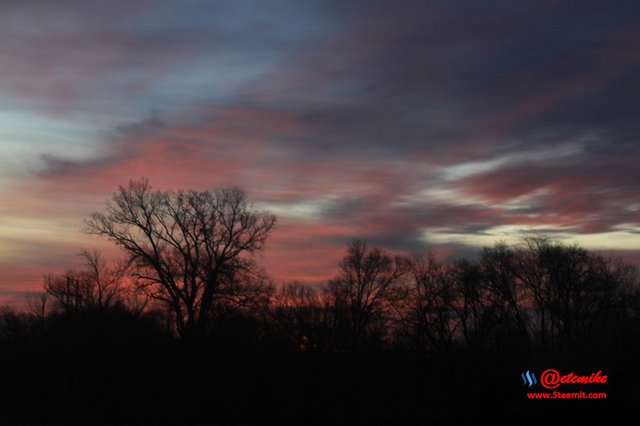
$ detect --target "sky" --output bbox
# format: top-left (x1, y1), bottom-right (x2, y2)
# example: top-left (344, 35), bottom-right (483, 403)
top-left (1, 0), bottom-right (640, 305)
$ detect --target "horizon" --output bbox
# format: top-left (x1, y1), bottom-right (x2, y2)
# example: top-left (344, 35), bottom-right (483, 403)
top-left (2, 0), bottom-right (640, 306)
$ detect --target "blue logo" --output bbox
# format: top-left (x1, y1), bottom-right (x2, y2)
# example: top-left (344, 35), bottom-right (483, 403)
top-left (521, 370), bottom-right (537, 387)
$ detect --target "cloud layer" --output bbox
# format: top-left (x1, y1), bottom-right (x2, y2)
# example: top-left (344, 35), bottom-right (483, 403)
top-left (1, 0), bottom-right (639, 304)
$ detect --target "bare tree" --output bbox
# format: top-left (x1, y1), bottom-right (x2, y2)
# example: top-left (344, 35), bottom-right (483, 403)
top-left (268, 282), bottom-right (329, 351)
top-left (324, 239), bottom-right (411, 352)
top-left (26, 291), bottom-right (49, 335)
top-left (511, 236), bottom-right (637, 352)
top-left (479, 242), bottom-right (530, 349)
top-left (452, 259), bottom-right (496, 354)
top-left (85, 179), bottom-right (276, 341)
top-left (44, 249), bottom-right (128, 314)
top-left (403, 254), bottom-right (460, 355)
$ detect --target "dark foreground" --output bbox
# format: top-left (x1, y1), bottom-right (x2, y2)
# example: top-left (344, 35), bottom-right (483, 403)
top-left (2, 238), bottom-right (639, 424)
top-left (0, 307), bottom-right (637, 425)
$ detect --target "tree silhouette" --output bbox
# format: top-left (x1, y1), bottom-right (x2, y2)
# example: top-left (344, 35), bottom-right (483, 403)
top-left (85, 178), bottom-right (276, 341)
top-left (324, 239), bottom-right (411, 353)
top-left (26, 291), bottom-right (49, 336)
top-left (479, 242), bottom-right (531, 350)
top-left (44, 249), bottom-right (129, 315)
top-left (452, 258), bottom-right (496, 354)
top-left (510, 236), bottom-right (637, 353)
top-left (401, 254), bottom-right (460, 356)
top-left (2, 230), bottom-right (639, 425)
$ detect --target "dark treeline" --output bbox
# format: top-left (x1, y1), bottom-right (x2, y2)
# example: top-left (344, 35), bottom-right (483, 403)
top-left (1, 181), bottom-right (638, 424)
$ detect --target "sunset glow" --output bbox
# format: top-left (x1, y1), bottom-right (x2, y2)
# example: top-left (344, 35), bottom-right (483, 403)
top-left (1, 0), bottom-right (639, 305)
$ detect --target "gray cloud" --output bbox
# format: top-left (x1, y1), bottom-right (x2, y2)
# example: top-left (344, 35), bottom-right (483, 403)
top-left (2, 0), bottom-right (640, 305)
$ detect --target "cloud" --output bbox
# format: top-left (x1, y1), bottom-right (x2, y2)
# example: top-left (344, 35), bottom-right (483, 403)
top-left (1, 1), bottom-right (640, 304)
